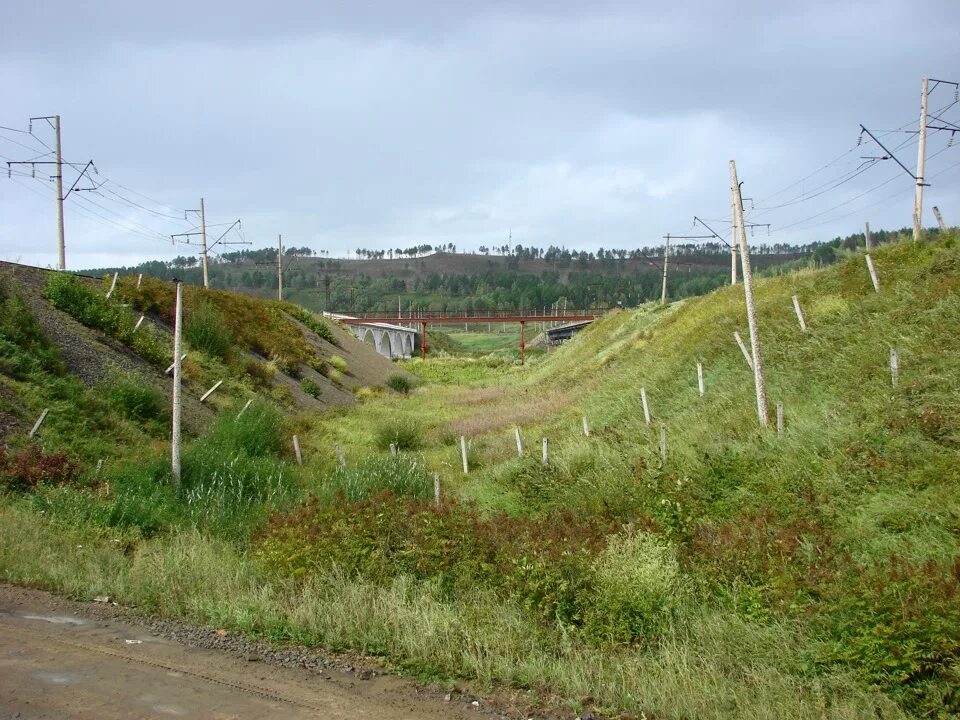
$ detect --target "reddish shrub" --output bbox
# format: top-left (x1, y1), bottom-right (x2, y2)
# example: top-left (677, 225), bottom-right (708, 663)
top-left (0, 445), bottom-right (80, 492)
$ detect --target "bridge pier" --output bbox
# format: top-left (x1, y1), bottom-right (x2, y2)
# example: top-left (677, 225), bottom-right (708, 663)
top-left (420, 321), bottom-right (427, 359)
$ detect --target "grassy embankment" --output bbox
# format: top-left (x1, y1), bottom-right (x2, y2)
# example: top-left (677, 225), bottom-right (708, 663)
top-left (2, 237), bottom-right (959, 718)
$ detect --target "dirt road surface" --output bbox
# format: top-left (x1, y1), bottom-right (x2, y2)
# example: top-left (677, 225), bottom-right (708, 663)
top-left (0, 585), bottom-right (488, 720)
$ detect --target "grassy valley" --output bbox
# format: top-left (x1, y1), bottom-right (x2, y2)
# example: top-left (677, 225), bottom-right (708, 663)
top-left (1, 234), bottom-right (959, 718)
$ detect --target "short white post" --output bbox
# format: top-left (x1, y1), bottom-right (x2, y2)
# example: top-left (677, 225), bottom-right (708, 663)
top-left (335, 443), bottom-right (347, 468)
top-left (292, 435), bottom-right (303, 466)
top-left (95, 458), bottom-right (103, 476)
top-left (659, 423), bottom-right (667, 463)
top-left (105, 271), bottom-right (119, 299)
top-left (890, 348), bottom-right (899, 388)
top-left (389, 443), bottom-right (397, 456)
top-left (865, 254), bottom-right (880, 293)
top-left (582, 415), bottom-right (591, 437)
top-left (696, 362), bottom-right (704, 397)
top-left (640, 387), bottom-right (651, 427)
top-left (460, 435), bottom-right (469, 474)
top-left (136, 273), bottom-right (143, 289)
top-left (433, 473), bottom-right (441, 507)
top-left (199, 380), bottom-right (223, 403)
top-left (734, 331), bottom-right (754, 369)
top-left (133, 314), bottom-right (145, 332)
top-left (236, 399), bottom-right (253, 418)
top-left (165, 354), bottom-right (187, 375)
top-left (791, 296), bottom-right (808, 332)
top-left (541, 437), bottom-right (549, 465)
top-left (514, 426), bottom-right (523, 457)
top-left (864, 222), bottom-right (873, 251)
top-left (29, 408), bottom-right (49, 438)
top-left (776, 402), bottom-right (784, 437)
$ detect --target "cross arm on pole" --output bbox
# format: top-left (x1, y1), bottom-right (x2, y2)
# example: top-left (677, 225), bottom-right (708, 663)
top-left (859, 124), bottom-right (923, 182)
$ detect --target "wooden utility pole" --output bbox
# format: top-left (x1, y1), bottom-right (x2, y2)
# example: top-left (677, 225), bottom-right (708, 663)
top-left (913, 77), bottom-right (929, 241)
top-left (171, 281), bottom-right (183, 489)
top-left (277, 234), bottom-right (283, 302)
top-left (199, 197), bottom-right (209, 288)
top-left (661, 233), bottom-right (670, 305)
top-left (730, 160), bottom-right (769, 427)
top-left (53, 115), bottom-right (65, 271)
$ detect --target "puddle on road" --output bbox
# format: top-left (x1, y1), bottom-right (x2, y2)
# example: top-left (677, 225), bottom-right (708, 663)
top-left (21, 614), bottom-right (86, 626)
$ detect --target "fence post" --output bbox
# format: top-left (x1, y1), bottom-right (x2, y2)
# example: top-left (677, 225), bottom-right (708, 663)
top-left (890, 348), bottom-right (899, 388)
top-left (582, 416), bottom-right (590, 437)
top-left (460, 435), bottom-right (469, 474)
top-left (734, 331), bottom-right (754, 369)
top-left (133, 314), bottom-right (145, 333)
top-left (791, 296), bottom-right (808, 332)
top-left (433, 473), bottom-right (440, 507)
top-left (865, 255), bottom-right (880, 293)
top-left (236, 399), bottom-right (253, 419)
top-left (776, 402), bottom-right (784, 437)
top-left (105, 271), bottom-right (119, 299)
top-left (640, 387), bottom-right (651, 427)
top-left (293, 435), bottom-right (303, 466)
top-left (659, 423), bottom-right (667, 463)
top-left (136, 273), bottom-right (143, 289)
top-left (28, 408), bottom-right (49, 438)
top-left (389, 443), bottom-right (397, 456)
top-left (697, 362), bottom-right (704, 397)
top-left (514, 426), bottom-right (523, 457)
top-left (335, 443), bottom-right (347, 468)
top-left (541, 437), bottom-right (549, 465)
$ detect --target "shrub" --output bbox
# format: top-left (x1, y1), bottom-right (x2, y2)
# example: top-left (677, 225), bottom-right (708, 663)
top-left (329, 355), bottom-right (348, 373)
top-left (584, 530), bottom-right (683, 644)
top-left (185, 299), bottom-right (233, 359)
top-left (300, 378), bottom-right (322, 399)
top-left (244, 358), bottom-right (276, 386)
top-left (374, 419), bottom-right (423, 451)
top-left (281, 303), bottom-right (339, 346)
top-left (385, 373), bottom-right (414, 394)
top-left (108, 375), bottom-right (168, 425)
top-left (327, 368), bottom-right (345, 386)
top-left (0, 445), bottom-right (80, 492)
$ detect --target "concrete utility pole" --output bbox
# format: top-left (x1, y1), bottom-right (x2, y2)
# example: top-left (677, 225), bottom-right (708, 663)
top-left (730, 160), bottom-right (769, 427)
top-left (277, 234), bottom-right (283, 302)
top-left (199, 197), bottom-right (209, 288)
top-left (933, 206), bottom-right (946, 232)
top-left (730, 200), bottom-right (738, 285)
top-left (864, 221), bottom-right (873, 251)
top-left (913, 77), bottom-right (929, 241)
top-left (53, 115), bottom-right (65, 271)
top-left (171, 281), bottom-right (183, 489)
top-left (661, 234), bottom-right (670, 305)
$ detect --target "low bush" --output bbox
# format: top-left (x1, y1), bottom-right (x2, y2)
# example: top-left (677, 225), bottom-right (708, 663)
top-left (300, 378), bottom-right (322, 399)
top-left (107, 375), bottom-right (168, 426)
top-left (329, 355), bottom-right (348, 373)
top-left (243, 358), bottom-right (276, 386)
top-left (385, 373), bottom-right (414, 394)
top-left (0, 445), bottom-right (81, 492)
top-left (373, 419), bottom-right (423, 451)
top-left (185, 298), bottom-right (233, 359)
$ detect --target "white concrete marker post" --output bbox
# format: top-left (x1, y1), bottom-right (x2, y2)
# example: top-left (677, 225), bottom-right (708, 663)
top-left (133, 314), bottom-right (145, 332)
top-left (582, 416), bottom-right (590, 437)
top-left (136, 273), bottom-right (143, 289)
top-left (865, 255), bottom-right (880, 293)
top-left (105, 272), bottom-right (118, 299)
top-left (236, 399), bottom-right (253, 419)
top-left (292, 435), bottom-right (303, 466)
top-left (199, 380), bottom-right (223, 403)
top-left (541, 437), bottom-right (549, 466)
top-left (734, 331), bottom-right (754, 369)
top-left (335, 443), bottom-right (347, 468)
top-left (165, 354), bottom-right (187, 375)
top-left (776, 402), bottom-right (784, 437)
top-left (460, 436), bottom-right (469, 474)
top-left (640, 387), bottom-right (651, 427)
top-left (433, 473), bottom-right (441, 507)
top-left (890, 349), bottom-right (899, 388)
top-left (792, 296), bottom-right (808, 332)
top-left (697, 362), bottom-right (705, 397)
top-left (659, 423), bottom-right (667, 463)
top-left (514, 426), bottom-right (524, 457)
top-left (95, 459), bottom-right (103, 477)
top-left (390, 443), bottom-right (397, 456)
top-left (29, 408), bottom-right (49, 438)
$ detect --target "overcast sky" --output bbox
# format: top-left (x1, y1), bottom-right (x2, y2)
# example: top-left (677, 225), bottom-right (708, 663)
top-left (1, 1), bottom-right (958, 269)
